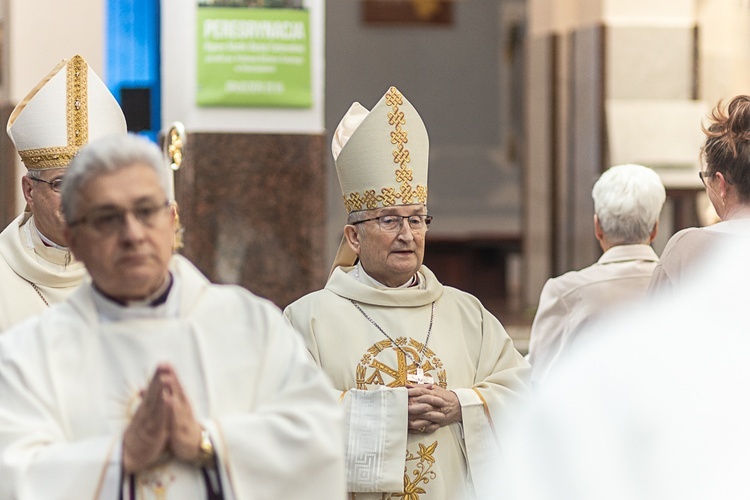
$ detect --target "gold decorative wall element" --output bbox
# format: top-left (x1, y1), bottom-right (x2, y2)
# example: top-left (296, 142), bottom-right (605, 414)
top-left (362, 0), bottom-right (453, 25)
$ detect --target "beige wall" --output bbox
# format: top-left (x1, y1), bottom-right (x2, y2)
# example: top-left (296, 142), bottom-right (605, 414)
top-left (475, 0), bottom-right (750, 106)
top-left (8, 0), bottom-right (105, 102)
top-left (698, 0), bottom-right (750, 106)
top-left (529, 0), bottom-right (695, 34)
top-left (528, 0), bottom-right (603, 34)
top-left (602, 0), bottom-right (695, 25)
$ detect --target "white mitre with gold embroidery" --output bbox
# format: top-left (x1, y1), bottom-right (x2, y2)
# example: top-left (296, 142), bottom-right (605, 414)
top-left (333, 86), bottom-right (429, 213)
top-left (7, 54), bottom-right (127, 170)
top-left (329, 86), bottom-right (429, 272)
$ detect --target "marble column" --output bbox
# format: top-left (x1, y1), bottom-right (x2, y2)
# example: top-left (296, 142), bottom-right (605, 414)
top-left (0, 104), bottom-right (18, 227)
top-left (175, 132), bottom-right (327, 309)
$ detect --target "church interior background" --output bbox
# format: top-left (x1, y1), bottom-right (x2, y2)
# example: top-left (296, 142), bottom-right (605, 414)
top-left (1, 0), bottom-right (749, 353)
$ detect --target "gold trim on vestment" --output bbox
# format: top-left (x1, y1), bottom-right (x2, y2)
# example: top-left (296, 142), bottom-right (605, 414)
top-left (68, 55), bottom-right (88, 149)
top-left (471, 387), bottom-right (498, 441)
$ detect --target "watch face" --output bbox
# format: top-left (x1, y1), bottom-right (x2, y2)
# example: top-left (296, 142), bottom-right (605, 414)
top-left (198, 429), bottom-right (215, 466)
top-left (201, 437), bottom-right (212, 453)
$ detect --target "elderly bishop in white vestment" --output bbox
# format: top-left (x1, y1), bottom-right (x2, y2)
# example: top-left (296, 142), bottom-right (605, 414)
top-left (0, 54), bottom-right (127, 332)
top-left (285, 87), bottom-right (530, 499)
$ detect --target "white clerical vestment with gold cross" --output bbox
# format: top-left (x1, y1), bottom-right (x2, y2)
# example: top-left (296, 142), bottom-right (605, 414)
top-left (284, 264), bottom-right (530, 499)
top-left (0, 255), bottom-right (346, 499)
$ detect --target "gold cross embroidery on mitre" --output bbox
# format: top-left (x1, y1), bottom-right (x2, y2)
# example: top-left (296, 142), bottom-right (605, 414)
top-left (341, 86), bottom-right (427, 212)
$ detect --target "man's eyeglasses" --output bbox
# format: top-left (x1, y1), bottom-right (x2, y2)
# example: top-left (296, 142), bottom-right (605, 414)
top-left (68, 200), bottom-right (172, 235)
top-left (351, 214), bottom-right (433, 233)
top-left (30, 177), bottom-right (63, 192)
top-left (699, 171), bottom-right (715, 186)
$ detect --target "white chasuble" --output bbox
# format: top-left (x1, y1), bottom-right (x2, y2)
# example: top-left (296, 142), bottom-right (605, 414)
top-left (0, 255), bottom-right (346, 499)
top-left (285, 265), bottom-right (531, 499)
top-left (0, 213), bottom-right (85, 332)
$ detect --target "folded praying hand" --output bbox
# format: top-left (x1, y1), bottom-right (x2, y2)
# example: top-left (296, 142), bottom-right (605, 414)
top-left (122, 363), bottom-right (204, 474)
top-left (406, 384), bottom-right (462, 434)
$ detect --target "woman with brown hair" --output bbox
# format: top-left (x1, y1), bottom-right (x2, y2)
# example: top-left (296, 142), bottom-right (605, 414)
top-left (649, 95), bottom-right (750, 292)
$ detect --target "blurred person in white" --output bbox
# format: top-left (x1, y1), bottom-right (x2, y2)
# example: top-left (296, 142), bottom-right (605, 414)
top-left (0, 54), bottom-right (127, 331)
top-left (527, 164), bottom-right (666, 385)
top-left (650, 95), bottom-right (750, 293)
top-left (496, 235), bottom-right (750, 500)
top-left (0, 134), bottom-right (345, 499)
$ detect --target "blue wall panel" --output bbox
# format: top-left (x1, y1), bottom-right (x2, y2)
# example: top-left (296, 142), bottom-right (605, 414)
top-left (106, 0), bottom-right (161, 141)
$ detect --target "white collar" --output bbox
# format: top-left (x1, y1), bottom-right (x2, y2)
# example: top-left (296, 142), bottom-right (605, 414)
top-left (92, 273), bottom-right (181, 322)
top-left (36, 226), bottom-right (68, 251)
top-left (350, 262), bottom-right (425, 290)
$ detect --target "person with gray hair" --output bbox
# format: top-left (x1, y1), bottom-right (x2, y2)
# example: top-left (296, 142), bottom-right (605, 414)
top-left (285, 87), bottom-right (529, 499)
top-left (0, 133), bottom-right (346, 499)
top-left (593, 164), bottom-right (667, 246)
top-left (60, 133), bottom-right (170, 225)
top-left (527, 163), bottom-right (666, 385)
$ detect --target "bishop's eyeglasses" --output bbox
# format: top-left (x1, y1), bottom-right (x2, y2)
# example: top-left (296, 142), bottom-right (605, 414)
top-left (68, 200), bottom-right (172, 235)
top-left (351, 214), bottom-right (433, 233)
top-left (30, 176), bottom-right (64, 192)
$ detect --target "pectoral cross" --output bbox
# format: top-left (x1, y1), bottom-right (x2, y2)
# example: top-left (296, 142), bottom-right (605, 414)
top-left (407, 367), bottom-right (434, 385)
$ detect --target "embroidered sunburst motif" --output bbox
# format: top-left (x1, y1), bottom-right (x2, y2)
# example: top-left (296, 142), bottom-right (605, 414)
top-left (107, 367), bottom-right (153, 426)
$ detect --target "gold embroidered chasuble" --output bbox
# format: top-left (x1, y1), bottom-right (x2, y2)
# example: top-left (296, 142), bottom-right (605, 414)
top-left (0, 255), bottom-right (346, 499)
top-left (0, 212), bottom-right (85, 332)
top-left (284, 265), bottom-right (531, 499)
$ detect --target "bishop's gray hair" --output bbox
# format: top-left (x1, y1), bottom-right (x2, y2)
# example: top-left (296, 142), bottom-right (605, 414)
top-left (346, 210), bottom-right (371, 225)
top-left (592, 164), bottom-right (666, 245)
top-left (61, 134), bottom-right (169, 223)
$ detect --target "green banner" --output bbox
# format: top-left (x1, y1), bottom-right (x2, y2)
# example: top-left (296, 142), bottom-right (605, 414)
top-left (197, 7), bottom-right (312, 107)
